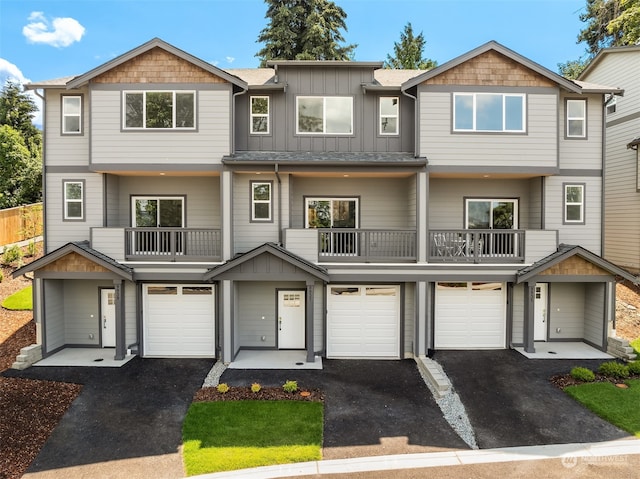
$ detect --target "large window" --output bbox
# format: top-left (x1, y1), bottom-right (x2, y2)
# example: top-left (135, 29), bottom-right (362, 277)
top-left (297, 96), bottom-right (353, 134)
top-left (306, 198), bottom-right (359, 256)
top-left (566, 99), bottom-right (586, 138)
top-left (564, 184), bottom-right (584, 224)
top-left (63, 181), bottom-right (84, 220)
top-left (124, 91), bottom-right (195, 129)
top-left (454, 93), bottom-right (525, 132)
top-left (62, 95), bottom-right (82, 134)
top-left (250, 96), bottom-right (269, 134)
top-left (380, 97), bottom-right (399, 135)
top-left (251, 181), bottom-right (272, 222)
top-left (466, 199), bottom-right (518, 229)
top-left (132, 197), bottom-right (184, 227)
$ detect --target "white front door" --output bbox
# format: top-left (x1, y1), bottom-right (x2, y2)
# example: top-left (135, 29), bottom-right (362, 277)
top-left (534, 283), bottom-right (548, 341)
top-left (278, 290), bottom-right (305, 349)
top-left (101, 289), bottom-right (116, 348)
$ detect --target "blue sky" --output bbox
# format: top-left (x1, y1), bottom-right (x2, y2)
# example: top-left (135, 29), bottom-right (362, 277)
top-left (1, 0), bottom-right (589, 121)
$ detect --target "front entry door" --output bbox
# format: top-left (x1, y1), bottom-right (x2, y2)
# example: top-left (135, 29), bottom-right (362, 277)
top-left (101, 289), bottom-right (116, 347)
top-left (534, 283), bottom-right (548, 341)
top-left (278, 290), bottom-right (305, 349)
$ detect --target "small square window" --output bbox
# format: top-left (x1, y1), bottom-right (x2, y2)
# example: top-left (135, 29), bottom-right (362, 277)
top-left (63, 181), bottom-right (84, 220)
top-left (250, 96), bottom-right (269, 134)
top-left (251, 181), bottom-right (272, 222)
top-left (62, 96), bottom-right (82, 134)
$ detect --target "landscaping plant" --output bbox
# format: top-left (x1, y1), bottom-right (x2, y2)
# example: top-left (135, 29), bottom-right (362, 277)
top-left (570, 366), bottom-right (595, 382)
top-left (283, 380), bottom-right (298, 393)
top-left (598, 361), bottom-right (630, 379)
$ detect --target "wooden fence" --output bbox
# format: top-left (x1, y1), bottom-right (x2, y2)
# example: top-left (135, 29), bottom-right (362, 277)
top-left (0, 203), bottom-right (43, 247)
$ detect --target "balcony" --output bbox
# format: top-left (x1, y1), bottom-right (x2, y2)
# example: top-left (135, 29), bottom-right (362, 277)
top-left (429, 229), bottom-right (525, 263)
top-left (124, 228), bottom-right (221, 262)
top-left (315, 229), bottom-right (417, 262)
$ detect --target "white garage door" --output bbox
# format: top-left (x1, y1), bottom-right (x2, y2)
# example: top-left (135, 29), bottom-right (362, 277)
top-left (144, 284), bottom-right (215, 357)
top-left (435, 282), bottom-right (505, 349)
top-left (327, 285), bottom-right (400, 358)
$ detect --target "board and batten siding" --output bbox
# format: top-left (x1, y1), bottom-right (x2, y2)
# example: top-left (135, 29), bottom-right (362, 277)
top-left (419, 90), bottom-right (558, 168)
top-left (45, 173), bottom-right (104, 252)
top-left (89, 87), bottom-right (231, 165)
top-left (584, 282), bottom-right (606, 347)
top-left (558, 93), bottom-right (604, 170)
top-left (44, 88), bottom-right (90, 167)
top-left (544, 176), bottom-right (602, 255)
top-left (549, 283), bottom-right (585, 339)
top-left (44, 279), bottom-right (64, 353)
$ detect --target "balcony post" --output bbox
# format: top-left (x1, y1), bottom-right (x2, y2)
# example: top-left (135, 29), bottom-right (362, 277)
top-left (305, 281), bottom-right (315, 363)
top-left (523, 282), bottom-right (536, 353)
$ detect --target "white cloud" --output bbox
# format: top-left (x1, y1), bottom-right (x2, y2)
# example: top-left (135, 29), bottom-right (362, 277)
top-left (22, 11), bottom-right (85, 48)
top-left (0, 59), bottom-right (42, 127)
top-left (226, 56), bottom-right (235, 64)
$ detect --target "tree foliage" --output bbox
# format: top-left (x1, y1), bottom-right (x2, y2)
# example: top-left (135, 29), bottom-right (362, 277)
top-left (578, 0), bottom-right (640, 57)
top-left (384, 23), bottom-right (437, 70)
top-left (0, 81), bottom-right (41, 156)
top-left (557, 58), bottom-right (589, 79)
top-left (256, 0), bottom-right (356, 65)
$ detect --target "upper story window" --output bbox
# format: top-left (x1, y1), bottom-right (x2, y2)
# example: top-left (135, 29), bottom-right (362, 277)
top-left (251, 181), bottom-right (272, 222)
top-left (123, 91), bottom-right (195, 129)
top-left (62, 95), bottom-right (82, 134)
top-left (63, 180), bottom-right (84, 221)
top-left (566, 99), bottom-right (586, 138)
top-left (380, 97), bottom-right (399, 135)
top-left (250, 96), bottom-right (270, 134)
top-left (564, 184), bottom-right (585, 224)
top-left (454, 93), bottom-right (525, 133)
top-left (297, 96), bottom-right (353, 135)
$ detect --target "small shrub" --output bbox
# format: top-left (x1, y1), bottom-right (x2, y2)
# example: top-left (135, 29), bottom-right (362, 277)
top-left (598, 361), bottom-right (630, 379)
top-left (26, 241), bottom-right (36, 257)
top-left (570, 366), bottom-right (595, 382)
top-left (251, 383), bottom-right (261, 393)
top-left (282, 380), bottom-right (298, 393)
top-left (216, 383), bottom-right (230, 393)
top-left (2, 245), bottom-right (23, 265)
top-left (627, 361), bottom-right (640, 375)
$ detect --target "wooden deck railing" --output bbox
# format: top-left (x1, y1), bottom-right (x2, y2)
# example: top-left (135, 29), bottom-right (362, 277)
top-left (317, 229), bottom-right (416, 262)
top-left (429, 229), bottom-right (525, 263)
top-left (125, 228), bottom-right (221, 261)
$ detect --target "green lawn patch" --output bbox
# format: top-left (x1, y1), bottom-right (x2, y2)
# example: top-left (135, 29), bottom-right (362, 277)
top-left (630, 337), bottom-right (640, 356)
top-left (565, 379), bottom-right (640, 437)
top-left (1, 285), bottom-right (32, 310)
top-left (182, 400), bottom-right (323, 476)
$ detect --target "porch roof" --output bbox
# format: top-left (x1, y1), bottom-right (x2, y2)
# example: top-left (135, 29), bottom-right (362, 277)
top-left (13, 241), bottom-right (133, 280)
top-left (516, 244), bottom-right (637, 284)
top-left (223, 151), bottom-right (426, 167)
top-left (204, 242), bottom-right (329, 282)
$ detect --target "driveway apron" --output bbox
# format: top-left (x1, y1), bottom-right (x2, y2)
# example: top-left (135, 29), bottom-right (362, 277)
top-left (434, 350), bottom-right (630, 449)
top-left (221, 359), bottom-right (469, 458)
top-left (4, 357), bottom-right (213, 477)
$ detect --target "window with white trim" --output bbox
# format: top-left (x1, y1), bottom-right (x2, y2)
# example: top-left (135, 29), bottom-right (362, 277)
top-left (606, 96), bottom-right (616, 115)
top-left (297, 96), bottom-right (353, 134)
top-left (454, 93), bottom-right (525, 132)
top-left (380, 97), bottom-right (399, 135)
top-left (564, 184), bottom-right (584, 223)
top-left (566, 99), bottom-right (586, 138)
top-left (250, 96), bottom-right (269, 134)
top-left (62, 96), bottom-right (82, 134)
top-left (132, 197), bottom-right (184, 227)
top-left (63, 181), bottom-right (84, 220)
top-left (123, 91), bottom-right (195, 129)
top-left (251, 181), bottom-right (272, 222)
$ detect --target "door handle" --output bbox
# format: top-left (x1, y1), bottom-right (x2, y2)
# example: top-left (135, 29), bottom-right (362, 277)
top-left (542, 309), bottom-right (546, 322)
top-left (103, 316), bottom-right (107, 329)
top-left (278, 317), bottom-right (282, 331)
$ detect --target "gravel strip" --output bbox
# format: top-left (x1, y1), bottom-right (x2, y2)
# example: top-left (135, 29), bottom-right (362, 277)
top-left (416, 358), bottom-right (478, 449)
top-left (202, 360), bottom-right (227, 387)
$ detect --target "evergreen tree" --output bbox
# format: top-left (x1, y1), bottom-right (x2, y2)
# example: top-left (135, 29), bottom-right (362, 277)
top-left (0, 80), bottom-right (41, 156)
top-left (577, 0), bottom-right (640, 57)
top-left (256, 0), bottom-right (356, 65)
top-left (0, 125), bottom-right (42, 208)
top-left (557, 58), bottom-right (589, 79)
top-left (384, 23), bottom-right (437, 70)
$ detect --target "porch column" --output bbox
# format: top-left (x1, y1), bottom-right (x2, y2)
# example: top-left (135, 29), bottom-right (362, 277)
top-left (306, 281), bottom-right (315, 363)
top-left (417, 170), bottom-right (428, 263)
top-left (221, 170), bottom-right (233, 261)
top-left (415, 281), bottom-right (427, 356)
top-left (221, 280), bottom-right (233, 363)
top-left (114, 280), bottom-right (126, 360)
top-left (523, 281), bottom-right (536, 353)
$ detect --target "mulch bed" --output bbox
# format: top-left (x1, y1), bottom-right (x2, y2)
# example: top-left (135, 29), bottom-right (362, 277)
top-left (550, 372), bottom-right (640, 389)
top-left (193, 386), bottom-right (324, 403)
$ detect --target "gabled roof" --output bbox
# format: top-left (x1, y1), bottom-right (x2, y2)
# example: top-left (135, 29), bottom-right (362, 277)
top-left (580, 44), bottom-right (640, 79)
top-left (516, 244), bottom-right (637, 284)
top-left (13, 241), bottom-right (133, 280)
top-left (66, 38), bottom-right (247, 89)
top-left (401, 40), bottom-right (583, 93)
top-left (204, 242), bottom-right (329, 281)
top-left (266, 60), bottom-right (383, 68)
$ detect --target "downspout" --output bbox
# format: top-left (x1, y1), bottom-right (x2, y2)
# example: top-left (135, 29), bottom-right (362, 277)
top-left (275, 163), bottom-right (282, 245)
top-left (401, 88), bottom-right (419, 158)
top-left (33, 88), bottom-right (47, 254)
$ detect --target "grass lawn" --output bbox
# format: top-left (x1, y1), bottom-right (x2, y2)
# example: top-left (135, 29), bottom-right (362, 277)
top-left (631, 337), bottom-right (640, 356)
top-left (1, 285), bottom-right (32, 310)
top-left (182, 400), bottom-right (323, 476)
top-left (565, 379), bottom-right (640, 437)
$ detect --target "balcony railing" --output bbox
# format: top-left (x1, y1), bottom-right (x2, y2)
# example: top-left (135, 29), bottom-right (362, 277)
top-left (429, 229), bottom-right (525, 263)
top-left (125, 228), bottom-right (221, 261)
top-left (317, 229), bottom-right (416, 262)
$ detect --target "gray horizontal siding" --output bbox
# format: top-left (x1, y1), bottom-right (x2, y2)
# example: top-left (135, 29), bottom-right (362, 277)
top-left (584, 282), bottom-right (605, 347)
top-left (559, 93), bottom-right (603, 169)
top-left (63, 280), bottom-right (114, 345)
top-left (283, 229), bottom-right (318, 263)
top-left (125, 281), bottom-right (137, 348)
top-left (404, 282), bottom-right (415, 356)
top-left (91, 227), bottom-right (125, 261)
top-left (549, 283), bottom-right (584, 339)
top-left (44, 279), bottom-right (64, 353)
top-left (512, 283), bottom-right (524, 344)
top-left (44, 89), bottom-right (90, 167)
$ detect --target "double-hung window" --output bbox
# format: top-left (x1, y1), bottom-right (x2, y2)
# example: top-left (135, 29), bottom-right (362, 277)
top-left (297, 96), bottom-right (353, 134)
top-left (454, 93), bottom-right (525, 132)
top-left (62, 95), bottom-right (82, 134)
top-left (124, 91), bottom-right (195, 129)
top-left (566, 99), bottom-right (586, 138)
top-left (564, 184), bottom-right (585, 224)
top-left (63, 181), bottom-right (84, 220)
top-left (250, 96), bottom-right (269, 134)
top-left (380, 97), bottom-right (399, 135)
top-left (251, 181), bottom-right (272, 222)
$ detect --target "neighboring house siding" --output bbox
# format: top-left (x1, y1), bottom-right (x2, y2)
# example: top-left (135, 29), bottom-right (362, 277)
top-left (549, 283), bottom-right (585, 339)
top-left (558, 93), bottom-right (603, 170)
top-left (44, 88), bottom-right (90, 167)
top-left (511, 283), bottom-right (524, 345)
top-left (584, 282), bottom-right (605, 346)
top-left (419, 90), bottom-right (558, 169)
top-left (89, 87), bottom-right (231, 165)
top-left (44, 279), bottom-right (64, 353)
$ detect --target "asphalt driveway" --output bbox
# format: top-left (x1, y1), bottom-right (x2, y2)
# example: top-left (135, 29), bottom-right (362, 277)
top-left (434, 349), bottom-right (630, 449)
